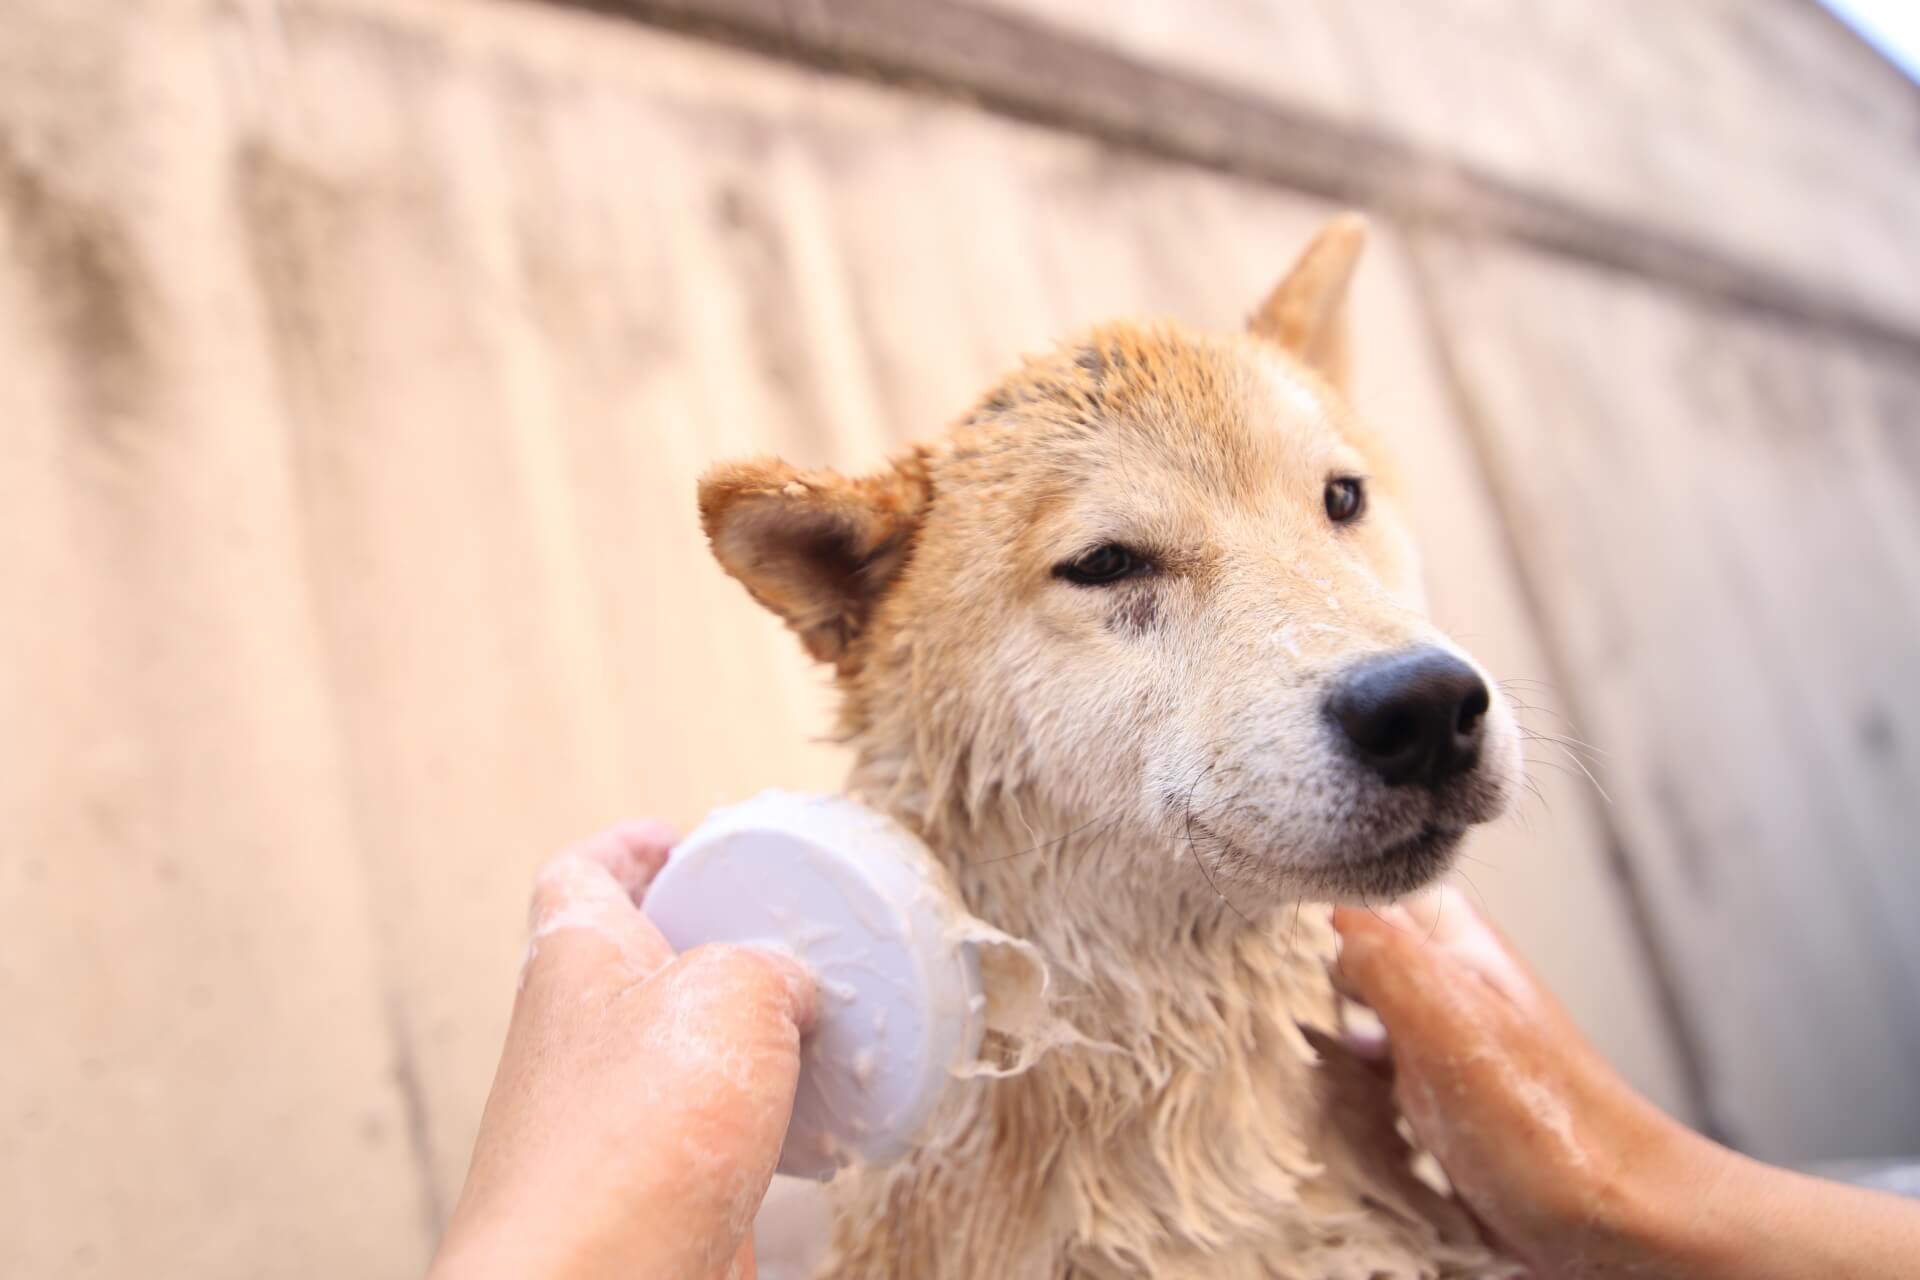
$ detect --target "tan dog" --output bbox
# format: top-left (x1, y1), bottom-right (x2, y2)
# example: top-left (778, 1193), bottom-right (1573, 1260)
top-left (700, 216), bottom-right (1522, 1278)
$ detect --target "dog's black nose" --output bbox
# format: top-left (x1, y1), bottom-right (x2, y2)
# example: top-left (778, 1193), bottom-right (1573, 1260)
top-left (1327, 649), bottom-right (1490, 788)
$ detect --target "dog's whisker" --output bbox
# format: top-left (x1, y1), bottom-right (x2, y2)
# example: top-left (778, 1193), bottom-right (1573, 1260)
top-left (1182, 764), bottom-right (1252, 926)
top-left (1497, 784), bottom-right (1539, 832)
top-left (1524, 744), bottom-right (1612, 803)
top-left (1069, 814), bottom-right (1123, 879)
top-left (970, 813), bottom-right (1108, 864)
top-left (1518, 727), bottom-right (1608, 759)
top-left (1507, 701), bottom-right (1589, 736)
top-left (1520, 740), bottom-right (1607, 775)
top-left (1451, 866), bottom-right (1492, 915)
top-left (1519, 757), bottom-right (1587, 787)
top-left (1511, 707), bottom-right (1591, 743)
top-left (1517, 773), bottom-right (1551, 819)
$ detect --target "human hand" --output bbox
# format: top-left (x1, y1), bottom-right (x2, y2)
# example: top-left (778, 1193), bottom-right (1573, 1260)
top-left (430, 822), bottom-right (817, 1280)
top-left (1330, 888), bottom-right (1713, 1275)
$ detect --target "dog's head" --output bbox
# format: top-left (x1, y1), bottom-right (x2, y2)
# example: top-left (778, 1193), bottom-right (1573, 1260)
top-left (700, 216), bottom-right (1518, 907)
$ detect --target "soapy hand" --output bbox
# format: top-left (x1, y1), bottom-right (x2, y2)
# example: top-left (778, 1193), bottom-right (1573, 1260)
top-left (430, 822), bottom-right (817, 1280)
top-left (1331, 887), bottom-right (1920, 1279)
top-left (1331, 888), bottom-right (1693, 1271)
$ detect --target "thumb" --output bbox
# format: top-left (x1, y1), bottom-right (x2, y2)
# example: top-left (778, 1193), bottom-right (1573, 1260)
top-left (650, 943), bottom-right (820, 1039)
top-left (631, 945), bottom-right (819, 1280)
top-left (1331, 906), bottom-right (1442, 1031)
top-left (1332, 903), bottom-right (1542, 1069)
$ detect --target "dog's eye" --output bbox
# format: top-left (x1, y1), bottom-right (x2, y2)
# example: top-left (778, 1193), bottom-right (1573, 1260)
top-left (1055, 542), bottom-right (1147, 586)
top-left (1325, 476), bottom-right (1366, 525)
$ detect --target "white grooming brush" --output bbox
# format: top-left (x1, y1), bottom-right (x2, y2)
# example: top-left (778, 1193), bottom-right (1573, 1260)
top-left (643, 791), bottom-right (987, 1180)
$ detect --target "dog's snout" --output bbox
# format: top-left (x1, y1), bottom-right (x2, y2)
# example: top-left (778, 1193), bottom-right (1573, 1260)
top-left (1327, 649), bottom-right (1489, 788)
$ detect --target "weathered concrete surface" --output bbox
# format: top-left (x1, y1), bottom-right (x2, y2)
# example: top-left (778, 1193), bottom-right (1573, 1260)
top-left (0, 75), bottom-right (432, 1280)
top-left (1, 0), bottom-right (1912, 1274)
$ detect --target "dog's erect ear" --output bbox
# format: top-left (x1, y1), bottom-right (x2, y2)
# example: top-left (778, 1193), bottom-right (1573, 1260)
top-left (1247, 213), bottom-right (1367, 395)
top-left (699, 452), bottom-right (932, 666)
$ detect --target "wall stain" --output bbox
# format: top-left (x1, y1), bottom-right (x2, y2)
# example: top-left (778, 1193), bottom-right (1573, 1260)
top-left (228, 140), bottom-right (359, 443)
top-left (0, 128), bottom-right (148, 438)
top-left (1648, 771), bottom-right (1715, 898)
top-left (709, 174), bottom-right (834, 460)
top-left (1858, 706), bottom-right (1898, 761)
top-left (230, 137), bottom-right (458, 1249)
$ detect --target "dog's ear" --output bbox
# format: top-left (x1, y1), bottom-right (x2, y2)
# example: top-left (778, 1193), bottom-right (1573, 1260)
top-left (698, 452), bottom-right (932, 666)
top-left (1247, 212), bottom-right (1367, 395)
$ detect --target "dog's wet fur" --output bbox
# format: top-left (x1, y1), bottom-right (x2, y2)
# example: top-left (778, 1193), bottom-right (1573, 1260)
top-left (701, 216), bottom-right (1521, 1278)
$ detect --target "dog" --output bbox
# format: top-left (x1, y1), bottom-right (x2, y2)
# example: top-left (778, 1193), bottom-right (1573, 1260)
top-left (699, 215), bottom-right (1522, 1278)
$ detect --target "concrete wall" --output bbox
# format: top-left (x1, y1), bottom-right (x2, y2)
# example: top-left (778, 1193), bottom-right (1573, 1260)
top-left (2, 0), bottom-right (1915, 1275)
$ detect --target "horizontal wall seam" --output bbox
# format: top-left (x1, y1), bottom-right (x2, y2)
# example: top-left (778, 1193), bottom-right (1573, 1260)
top-left (544, 0), bottom-right (1920, 360)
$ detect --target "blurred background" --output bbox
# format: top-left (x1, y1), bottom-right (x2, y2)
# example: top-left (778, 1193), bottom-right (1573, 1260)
top-left (3, 0), bottom-right (1918, 1274)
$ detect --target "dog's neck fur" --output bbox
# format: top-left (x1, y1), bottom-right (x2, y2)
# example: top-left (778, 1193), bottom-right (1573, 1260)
top-left (818, 711), bottom-right (1494, 1279)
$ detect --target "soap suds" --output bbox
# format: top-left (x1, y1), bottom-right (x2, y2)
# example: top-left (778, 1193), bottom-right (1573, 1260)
top-left (946, 916), bottom-right (1108, 1079)
top-left (1508, 1072), bottom-right (1583, 1168)
top-left (519, 898), bottom-right (658, 989)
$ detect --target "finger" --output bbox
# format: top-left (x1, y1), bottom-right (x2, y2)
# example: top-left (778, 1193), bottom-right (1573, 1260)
top-left (720, 945), bottom-right (820, 1035)
top-left (1409, 885), bottom-right (1540, 1008)
top-left (642, 945), bottom-right (820, 1065)
top-left (1327, 953), bottom-right (1367, 1005)
top-left (1336, 906), bottom-right (1544, 1085)
top-left (524, 904), bottom-right (676, 986)
top-left (1376, 902), bottom-right (1416, 933)
top-left (1323, 929), bottom-right (1393, 1063)
top-left (532, 820), bottom-right (677, 918)
top-left (633, 946), bottom-right (820, 1279)
top-left (531, 853), bottom-right (614, 923)
top-left (1326, 930), bottom-right (1377, 1007)
top-left (579, 819), bottom-right (678, 899)
top-left (640, 944), bottom-right (819, 1058)
top-left (1394, 886), bottom-right (1453, 940)
top-left (529, 820), bottom-right (676, 924)
top-left (1398, 885), bottom-right (1502, 960)
top-left (526, 824), bottom-right (682, 980)
top-left (1331, 906), bottom-right (1447, 1031)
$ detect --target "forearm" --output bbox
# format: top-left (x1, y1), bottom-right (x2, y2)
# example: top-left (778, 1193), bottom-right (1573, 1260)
top-left (429, 1184), bottom-right (644, 1280)
top-left (1622, 1136), bottom-right (1920, 1280)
